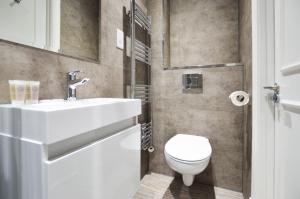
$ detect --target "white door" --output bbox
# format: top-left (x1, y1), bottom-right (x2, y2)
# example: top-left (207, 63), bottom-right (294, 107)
top-left (273, 0), bottom-right (300, 198)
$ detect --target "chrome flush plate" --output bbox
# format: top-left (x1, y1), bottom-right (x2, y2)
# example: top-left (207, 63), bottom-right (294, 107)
top-left (182, 73), bottom-right (203, 93)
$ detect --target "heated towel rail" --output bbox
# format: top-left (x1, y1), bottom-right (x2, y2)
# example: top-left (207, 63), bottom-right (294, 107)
top-left (129, 0), bottom-right (154, 152)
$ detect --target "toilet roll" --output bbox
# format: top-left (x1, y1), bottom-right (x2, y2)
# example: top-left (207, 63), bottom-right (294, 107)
top-left (229, 91), bottom-right (249, 106)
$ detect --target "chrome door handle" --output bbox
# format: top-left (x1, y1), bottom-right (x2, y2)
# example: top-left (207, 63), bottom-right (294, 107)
top-left (263, 83), bottom-right (280, 93)
top-left (264, 83), bottom-right (280, 103)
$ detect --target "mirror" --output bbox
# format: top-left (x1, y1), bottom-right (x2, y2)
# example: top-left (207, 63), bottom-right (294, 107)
top-left (0, 0), bottom-right (100, 61)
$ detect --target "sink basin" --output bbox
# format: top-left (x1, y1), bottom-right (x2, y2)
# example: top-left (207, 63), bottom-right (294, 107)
top-left (0, 98), bottom-right (141, 144)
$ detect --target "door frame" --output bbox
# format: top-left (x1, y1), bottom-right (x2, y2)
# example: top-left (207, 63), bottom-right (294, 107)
top-left (251, 0), bottom-right (276, 199)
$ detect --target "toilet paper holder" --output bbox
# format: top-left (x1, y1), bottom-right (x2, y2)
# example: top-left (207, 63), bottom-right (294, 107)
top-left (236, 95), bottom-right (246, 102)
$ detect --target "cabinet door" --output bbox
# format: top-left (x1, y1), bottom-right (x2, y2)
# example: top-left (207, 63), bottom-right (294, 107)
top-left (46, 125), bottom-right (141, 199)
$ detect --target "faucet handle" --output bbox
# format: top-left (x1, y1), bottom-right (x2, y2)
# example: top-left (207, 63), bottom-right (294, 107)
top-left (67, 70), bottom-right (80, 80)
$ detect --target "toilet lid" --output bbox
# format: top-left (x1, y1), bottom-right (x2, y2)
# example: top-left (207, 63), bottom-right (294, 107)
top-left (165, 134), bottom-right (212, 162)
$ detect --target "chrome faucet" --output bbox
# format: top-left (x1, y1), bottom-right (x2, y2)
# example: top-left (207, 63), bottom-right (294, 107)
top-left (67, 70), bottom-right (90, 100)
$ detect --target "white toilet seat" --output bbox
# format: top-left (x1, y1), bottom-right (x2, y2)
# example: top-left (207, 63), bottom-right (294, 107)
top-left (165, 152), bottom-right (211, 164)
top-left (165, 134), bottom-right (212, 162)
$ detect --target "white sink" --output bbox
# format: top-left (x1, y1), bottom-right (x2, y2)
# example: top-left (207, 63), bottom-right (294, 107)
top-left (0, 98), bottom-right (141, 144)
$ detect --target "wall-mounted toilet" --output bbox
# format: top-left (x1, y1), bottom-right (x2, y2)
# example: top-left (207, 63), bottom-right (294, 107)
top-left (164, 134), bottom-right (212, 186)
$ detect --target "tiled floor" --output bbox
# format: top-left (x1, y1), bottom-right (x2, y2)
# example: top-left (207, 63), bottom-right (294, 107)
top-left (134, 173), bottom-right (244, 199)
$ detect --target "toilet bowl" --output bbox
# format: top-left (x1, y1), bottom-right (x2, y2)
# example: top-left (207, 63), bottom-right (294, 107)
top-left (164, 134), bottom-right (212, 186)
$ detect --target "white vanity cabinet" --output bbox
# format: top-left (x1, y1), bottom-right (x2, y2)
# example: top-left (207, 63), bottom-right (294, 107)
top-left (0, 98), bottom-right (142, 199)
top-left (46, 124), bottom-right (140, 199)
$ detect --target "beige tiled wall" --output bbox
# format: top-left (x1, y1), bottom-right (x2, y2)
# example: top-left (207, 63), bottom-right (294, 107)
top-left (0, 0), bottom-right (145, 103)
top-left (148, 0), bottom-right (244, 192)
top-left (169, 0), bottom-right (239, 66)
top-left (239, 0), bottom-right (252, 198)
